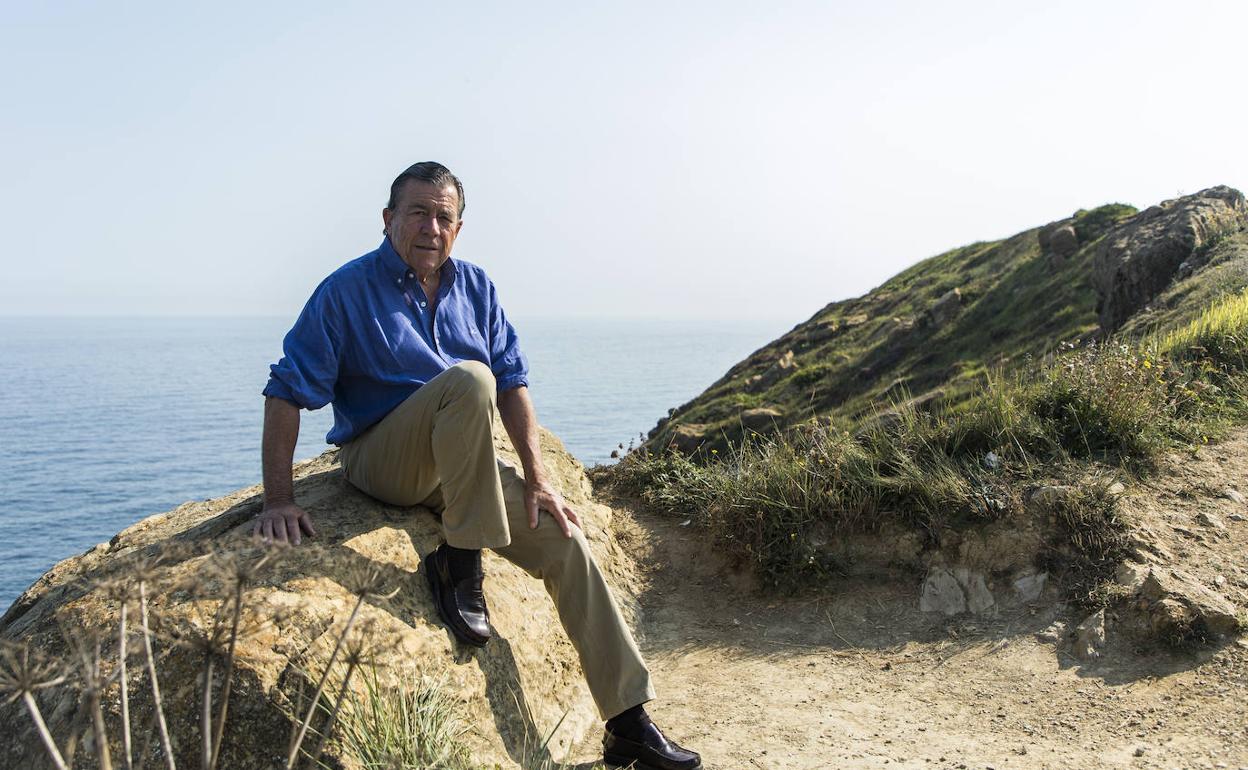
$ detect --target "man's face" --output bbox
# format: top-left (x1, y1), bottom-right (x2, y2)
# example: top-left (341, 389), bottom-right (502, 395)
top-left (382, 180), bottom-right (463, 274)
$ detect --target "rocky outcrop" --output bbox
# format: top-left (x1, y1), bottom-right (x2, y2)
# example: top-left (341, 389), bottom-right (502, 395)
top-left (1091, 186), bottom-right (1247, 332)
top-left (1135, 566), bottom-right (1241, 639)
top-left (925, 288), bottom-right (963, 328)
top-left (667, 422), bottom-right (712, 454)
top-left (1038, 219), bottom-right (1080, 266)
top-left (739, 407), bottom-right (784, 434)
top-left (0, 428), bottom-right (637, 769)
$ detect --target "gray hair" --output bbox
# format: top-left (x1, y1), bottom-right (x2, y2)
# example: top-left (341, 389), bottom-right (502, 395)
top-left (387, 161), bottom-right (465, 218)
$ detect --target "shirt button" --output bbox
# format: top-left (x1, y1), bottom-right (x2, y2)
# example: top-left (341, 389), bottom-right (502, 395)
top-left (420, 301), bottom-right (427, 307)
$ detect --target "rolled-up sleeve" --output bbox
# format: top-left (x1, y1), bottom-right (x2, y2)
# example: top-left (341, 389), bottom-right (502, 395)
top-left (262, 279), bottom-right (343, 410)
top-left (486, 279), bottom-right (529, 392)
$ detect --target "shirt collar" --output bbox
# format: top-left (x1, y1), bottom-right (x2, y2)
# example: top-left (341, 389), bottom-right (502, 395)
top-left (378, 237), bottom-right (459, 286)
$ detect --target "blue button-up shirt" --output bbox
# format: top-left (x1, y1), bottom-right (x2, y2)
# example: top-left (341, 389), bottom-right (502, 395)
top-left (262, 238), bottom-right (529, 445)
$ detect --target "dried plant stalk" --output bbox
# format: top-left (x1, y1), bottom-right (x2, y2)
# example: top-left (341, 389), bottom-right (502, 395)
top-left (139, 580), bottom-right (177, 770)
top-left (284, 594), bottom-right (365, 770)
top-left (209, 581), bottom-right (245, 770)
top-left (119, 601), bottom-right (133, 770)
top-left (22, 690), bottom-right (69, 770)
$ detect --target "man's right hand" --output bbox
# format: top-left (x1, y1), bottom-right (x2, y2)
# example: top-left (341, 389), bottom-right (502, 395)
top-left (253, 502), bottom-right (317, 547)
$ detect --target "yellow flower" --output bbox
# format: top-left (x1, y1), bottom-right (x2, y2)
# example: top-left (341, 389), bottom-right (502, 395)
top-left (1142, 359), bottom-right (1153, 369)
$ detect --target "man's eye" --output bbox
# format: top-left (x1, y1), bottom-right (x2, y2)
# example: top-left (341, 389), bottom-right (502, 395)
top-left (438, 216), bottom-right (452, 224)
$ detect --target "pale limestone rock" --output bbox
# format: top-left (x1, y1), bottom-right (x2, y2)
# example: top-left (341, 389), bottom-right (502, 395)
top-left (1139, 567), bottom-right (1240, 637)
top-left (1012, 570), bottom-right (1049, 603)
top-left (1073, 609), bottom-right (1106, 661)
top-left (954, 566), bottom-right (996, 615)
top-left (919, 567), bottom-right (966, 615)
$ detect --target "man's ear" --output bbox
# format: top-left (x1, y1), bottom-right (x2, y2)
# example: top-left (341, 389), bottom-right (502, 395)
top-left (382, 208), bottom-right (393, 233)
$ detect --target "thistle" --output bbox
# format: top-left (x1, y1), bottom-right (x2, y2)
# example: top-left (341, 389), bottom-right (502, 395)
top-left (285, 559), bottom-right (398, 769)
top-left (0, 639), bottom-right (70, 770)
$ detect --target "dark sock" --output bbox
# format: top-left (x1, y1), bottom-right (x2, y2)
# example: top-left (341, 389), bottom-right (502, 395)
top-left (442, 544), bottom-right (482, 579)
top-left (606, 703), bottom-right (650, 739)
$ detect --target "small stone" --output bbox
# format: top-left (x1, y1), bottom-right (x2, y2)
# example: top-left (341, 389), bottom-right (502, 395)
top-left (1222, 488), bottom-right (1246, 504)
top-left (983, 451), bottom-right (1000, 470)
top-left (1028, 485), bottom-right (1075, 511)
top-left (1036, 620), bottom-right (1067, 644)
top-left (920, 567), bottom-right (967, 615)
top-left (1106, 481), bottom-right (1126, 496)
top-left (1013, 570), bottom-right (1048, 602)
top-left (1196, 511), bottom-right (1227, 531)
top-left (1073, 609), bottom-right (1106, 661)
top-left (1134, 746), bottom-right (1146, 757)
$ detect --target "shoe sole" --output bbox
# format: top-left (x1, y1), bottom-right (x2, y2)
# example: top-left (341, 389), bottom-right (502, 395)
top-left (424, 555), bottom-right (489, 648)
top-left (604, 753), bottom-right (702, 770)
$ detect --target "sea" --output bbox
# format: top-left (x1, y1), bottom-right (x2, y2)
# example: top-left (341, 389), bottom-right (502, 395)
top-left (0, 315), bottom-right (788, 612)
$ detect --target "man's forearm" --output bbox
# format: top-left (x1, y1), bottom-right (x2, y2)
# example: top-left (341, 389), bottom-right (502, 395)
top-left (262, 395), bottom-right (301, 506)
top-left (497, 386), bottom-right (547, 484)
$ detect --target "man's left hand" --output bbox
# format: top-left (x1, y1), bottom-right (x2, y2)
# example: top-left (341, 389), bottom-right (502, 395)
top-left (525, 480), bottom-right (581, 537)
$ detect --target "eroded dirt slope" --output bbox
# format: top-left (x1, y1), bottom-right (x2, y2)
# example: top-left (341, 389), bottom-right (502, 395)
top-left (575, 429), bottom-right (1248, 769)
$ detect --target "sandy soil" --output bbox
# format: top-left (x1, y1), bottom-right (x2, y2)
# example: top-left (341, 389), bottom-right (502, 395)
top-left (568, 429), bottom-right (1248, 770)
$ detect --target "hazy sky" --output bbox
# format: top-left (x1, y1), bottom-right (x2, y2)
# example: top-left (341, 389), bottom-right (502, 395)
top-left (2, 0), bottom-right (1245, 323)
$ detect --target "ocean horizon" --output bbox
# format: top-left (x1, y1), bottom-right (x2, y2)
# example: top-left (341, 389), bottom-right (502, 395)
top-left (0, 314), bottom-right (790, 611)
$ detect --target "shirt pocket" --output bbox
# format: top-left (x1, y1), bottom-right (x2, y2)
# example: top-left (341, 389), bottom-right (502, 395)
top-left (439, 317), bottom-right (490, 366)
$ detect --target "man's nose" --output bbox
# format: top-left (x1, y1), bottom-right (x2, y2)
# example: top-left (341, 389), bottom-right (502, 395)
top-left (418, 215), bottom-right (440, 236)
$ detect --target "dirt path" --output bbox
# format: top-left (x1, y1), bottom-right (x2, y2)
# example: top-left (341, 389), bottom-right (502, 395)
top-left (572, 430), bottom-right (1248, 769)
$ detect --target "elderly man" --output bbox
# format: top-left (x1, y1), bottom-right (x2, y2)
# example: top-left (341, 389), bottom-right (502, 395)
top-left (254, 162), bottom-right (700, 770)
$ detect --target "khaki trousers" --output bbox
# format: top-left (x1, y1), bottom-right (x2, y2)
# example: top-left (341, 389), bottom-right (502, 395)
top-left (338, 360), bottom-right (655, 719)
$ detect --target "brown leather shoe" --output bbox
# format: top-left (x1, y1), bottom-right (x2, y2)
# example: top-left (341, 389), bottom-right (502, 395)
top-left (424, 544), bottom-right (491, 647)
top-left (603, 716), bottom-right (702, 770)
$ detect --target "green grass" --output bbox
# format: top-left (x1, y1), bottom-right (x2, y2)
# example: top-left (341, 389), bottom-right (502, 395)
top-left (325, 667), bottom-right (477, 770)
top-left (600, 317), bottom-right (1248, 591)
top-left (325, 668), bottom-right (603, 770)
top-left (1155, 286), bottom-right (1248, 371)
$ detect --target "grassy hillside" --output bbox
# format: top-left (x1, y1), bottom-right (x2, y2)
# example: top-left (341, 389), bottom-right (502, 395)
top-left (599, 187), bottom-right (1248, 599)
top-left (645, 196), bottom-right (1248, 453)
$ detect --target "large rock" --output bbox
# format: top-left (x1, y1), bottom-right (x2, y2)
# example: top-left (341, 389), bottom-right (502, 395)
top-left (1038, 219), bottom-right (1080, 263)
top-left (1136, 566), bottom-right (1241, 639)
top-left (1091, 186), bottom-right (1247, 332)
top-left (667, 422), bottom-right (712, 454)
top-left (0, 428), bottom-right (638, 769)
top-left (739, 407), bottom-right (784, 435)
top-left (925, 288), bottom-right (962, 328)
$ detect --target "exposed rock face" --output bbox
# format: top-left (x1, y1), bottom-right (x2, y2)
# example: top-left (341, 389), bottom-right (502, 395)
top-left (1038, 219), bottom-right (1080, 264)
top-left (0, 428), bottom-right (638, 769)
top-left (668, 423), bottom-right (711, 454)
top-left (1091, 186), bottom-right (1247, 332)
top-left (925, 287), bottom-right (962, 328)
top-left (739, 407), bottom-right (784, 434)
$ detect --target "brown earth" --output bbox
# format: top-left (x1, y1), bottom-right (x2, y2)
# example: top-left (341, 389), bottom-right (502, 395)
top-left (566, 429), bottom-right (1248, 770)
